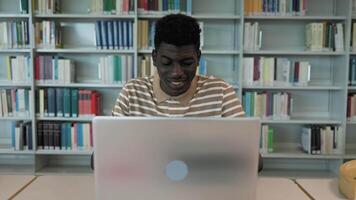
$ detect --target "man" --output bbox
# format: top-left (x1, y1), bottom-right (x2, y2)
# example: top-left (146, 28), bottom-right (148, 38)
top-left (106, 14), bottom-right (262, 171)
top-left (112, 14), bottom-right (244, 117)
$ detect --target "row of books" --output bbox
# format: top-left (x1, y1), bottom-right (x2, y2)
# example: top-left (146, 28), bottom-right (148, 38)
top-left (34, 21), bottom-right (62, 49)
top-left (5, 55), bottom-right (31, 83)
top-left (244, 0), bottom-right (306, 16)
top-left (90, 0), bottom-right (135, 15)
top-left (243, 92), bottom-right (292, 120)
top-left (35, 88), bottom-right (101, 118)
top-left (98, 55), bottom-right (134, 83)
top-left (260, 125), bottom-right (274, 154)
top-left (35, 56), bottom-right (75, 84)
top-left (138, 20), bottom-right (155, 49)
top-left (37, 122), bottom-right (92, 151)
top-left (243, 57), bottom-right (311, 87)
top-left (347, 94), bottom-right (356, 120)
top-left (350, 58), bottom-right (356, 86)
top-left (301, 125), bottom-right (343, 155)
top-left (12, 121), bottom-right (32, 151)
top-left (0, 21), bottom-right (30, 49)
top-left (95, 20), bottom-right (134, 50)
top-left (305, 22), bottom-right (344, 52)
top-left (244, 22), bottom-right (262, 51)
top-left (34, 0), bottom-right (60, 14)
top-left (137, 0), bottom-right (192, 15)
top-left (0, 89), bottom-right (31, 117)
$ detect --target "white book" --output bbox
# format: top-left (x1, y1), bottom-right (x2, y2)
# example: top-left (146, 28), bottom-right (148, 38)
top-left (71, 126), bottom-right (76, 150)
top-left (39, 89), bottom-right (44, 116)
top-left (243, 58), bottom-right (254, 86)
top-left (335, 23), bottom-right (344, 52)
top-left (244, 22), bottom-right (251, 51)
top-left (1, 90), bottom-right (8, 116)
top-left (17, 89), bottom-right (25, 116)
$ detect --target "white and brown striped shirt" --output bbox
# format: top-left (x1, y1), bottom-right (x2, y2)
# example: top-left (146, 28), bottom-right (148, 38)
top-left (112, 74), bottom-right (245, 117)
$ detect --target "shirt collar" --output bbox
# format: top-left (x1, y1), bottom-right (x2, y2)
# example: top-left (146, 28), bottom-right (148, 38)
top-left (153, 69), bottom-right (198, 106)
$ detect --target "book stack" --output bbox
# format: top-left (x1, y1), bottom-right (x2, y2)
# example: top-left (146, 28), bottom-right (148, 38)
top-left (90, 0), bottom-right (135, 14)
top-left (0, 89), bottom-right (31, 117)
top-left (0, 21), bottom-right (30, 49)
top-left (4, 55), bottom-right (31, 83)
top-left (98, 54), bottom-right (134, 83)
top-left (243, 91), bottom-right (292, 120)
top-left (35, 21), bottom-right (62, 49)
top-left (244, 0), bottom-right (307, 16)
top-left (95, 20), bottom-right (133, 50)
top-left (37, 122), bottom-right (92, 151)
top-left (36, 88), bottom-right (101, 118)
top-left (137, 0), bottom-right (192, 15)
top-left (244, 22), bottom-right (262, 51)
top-left (34, 0), bottom-right (61, 14)
top-left (301, 125), bottom-right (343, 155)
top-left (12, 121), bottom-right (32, 151)
top-left (243, 57), bottom-right (311, 87)
top-left (35, 56), bottom-right (75, 84)
top-left (305, 22), bottom-right (344, 52)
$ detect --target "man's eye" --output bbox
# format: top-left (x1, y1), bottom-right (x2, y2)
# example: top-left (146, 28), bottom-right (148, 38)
top-left (181, 62), bottom-right (194, 66)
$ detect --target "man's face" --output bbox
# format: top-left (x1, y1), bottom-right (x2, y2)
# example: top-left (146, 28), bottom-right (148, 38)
top-left (152, 42), bottom-right (201, 96)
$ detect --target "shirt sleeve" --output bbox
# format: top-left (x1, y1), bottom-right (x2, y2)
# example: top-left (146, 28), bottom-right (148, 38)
top-left (221, 85), bottom-right (245, 117)
top-left (112, 85), bottom-right (130, 116)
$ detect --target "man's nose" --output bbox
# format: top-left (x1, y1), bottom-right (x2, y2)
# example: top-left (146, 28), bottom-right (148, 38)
top-left (172, 63), bottom-right (184, 75)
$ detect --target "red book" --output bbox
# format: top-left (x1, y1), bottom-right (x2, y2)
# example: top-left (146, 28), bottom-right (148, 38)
top-left (253, 57), bottom-right (260, 81)
top-left (347, 95), bottom-right (351, 118)
top-left (91, 91), bottom-right (96, 115)
top-left (143, 0), bottom-right (148, 11)
top-left (294, 62), bottom-right (300, 83)
top-left (35, 56), bottom-right (40, 80)
top-left (78, 90), bottom-right (83, 117)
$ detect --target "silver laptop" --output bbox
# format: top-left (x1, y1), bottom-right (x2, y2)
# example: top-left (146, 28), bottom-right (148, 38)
top-left (93, 117), bottom-right (260, 200)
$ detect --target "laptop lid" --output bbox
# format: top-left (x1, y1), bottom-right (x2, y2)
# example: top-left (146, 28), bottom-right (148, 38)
top-left (93, 117), bottom-right (260, 200)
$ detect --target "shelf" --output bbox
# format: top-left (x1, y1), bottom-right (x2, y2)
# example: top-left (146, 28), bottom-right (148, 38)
top-left (138, 14), bottom-right (241, 20)
top-left (262, 153), bottom-right (342, 159)
top-left (34, 14), bottom-right (135, 19)
top-left (0, 82), bottom-right (32, 87)
top-left (243, 85), bottom-right (342, 91)
top-left (244, 50), bottom-right (345, 56)
top-left (347, 120), bottom-right (356, 124)
top-left (36, 150), bottom-right (93, 155)
top-left (245, 15), bottom-right (347, 20)
top-left (36, 82), bottom-right (123, 88)
top-left (0, 149), bottom-right (34, 154)
top-left (0, 116), bottom-right (32, 121)
top-left (36, 48), bottom-right (135, 54)
top-left (259, 169), bottom-right (337, 179)
top-left (0, 14), bottom-right (30, 18)
top-left (36, 116), bottom-right (94, 122)
top-left (0, 165), bottom-right (34, 175)
top-left (138, 49), bottom-right (241, 55)
top-left (348, 86), bottom-right (356, 90)
top-left (261, 118), bottom-right (342, 124)
top-left (35, 165), bottom-right (92, 175)
top-left (0, 49), bottom-right (31, 53)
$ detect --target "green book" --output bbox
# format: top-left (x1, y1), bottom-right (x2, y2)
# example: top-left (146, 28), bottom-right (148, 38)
top-left (20, 0), bottom-right (28, 14)
top-left (114, 55), bottom-right (122, 82)
top-left (63, 88), bottom-right (71, 117)
top-left (268, 128), bottom-right (274, 153)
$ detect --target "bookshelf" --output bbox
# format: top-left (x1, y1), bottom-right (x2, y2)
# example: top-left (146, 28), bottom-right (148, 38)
top-left (0, 0), bottom-right (355, 177)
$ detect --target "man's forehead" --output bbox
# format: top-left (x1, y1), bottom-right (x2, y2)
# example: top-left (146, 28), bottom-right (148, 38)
top-left (157, 43), bottom-right (197, 58)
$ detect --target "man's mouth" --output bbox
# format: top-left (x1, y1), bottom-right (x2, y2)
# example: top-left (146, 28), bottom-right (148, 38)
top-left (168, 80), bottom-right (185, 88)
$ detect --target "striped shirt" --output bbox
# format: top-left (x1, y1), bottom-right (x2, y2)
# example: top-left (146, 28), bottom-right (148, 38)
top-left (112, 75), bottom-right (245, 117)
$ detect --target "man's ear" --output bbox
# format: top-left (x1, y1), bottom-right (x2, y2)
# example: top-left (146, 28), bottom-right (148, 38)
top-left (152, 49), bottom-right (157, 67)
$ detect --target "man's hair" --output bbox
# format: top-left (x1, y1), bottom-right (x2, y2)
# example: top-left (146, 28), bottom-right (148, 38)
top-left (154, 14), bottom-right (201, 51)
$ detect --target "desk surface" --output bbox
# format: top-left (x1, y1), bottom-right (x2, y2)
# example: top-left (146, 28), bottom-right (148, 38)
top-left (296, 178), bottom-right (348, 200)
top-left (12, 175), bottom-right (309, 200)
top-left (257, 177), bottom-right (310, 200)
top-left (13, 175), bottom-right (95, 200)
top-left (0, 175), bottom-right (36, 200)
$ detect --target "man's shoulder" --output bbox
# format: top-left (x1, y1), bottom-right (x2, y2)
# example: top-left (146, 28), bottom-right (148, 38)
top-left (197, 75), bottom-right (232, 89)
top-left (123, 76), bottom-right (153, 90)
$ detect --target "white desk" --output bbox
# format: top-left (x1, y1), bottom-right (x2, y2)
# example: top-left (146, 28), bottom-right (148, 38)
top-left (296, 178), bottom-right (348, 200)
top-left (257, 177), bottom-right (310, 200)
top-left (0, 175), bottom-right (36, 200)
top-left (13, 175), bottom-right (95, 200)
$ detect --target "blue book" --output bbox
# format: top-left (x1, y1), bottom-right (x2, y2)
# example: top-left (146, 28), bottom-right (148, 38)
top-left (107, 21), bottom-right (113, 49)
top-left (71, 89), bottom-right (78, 117)
top-left (186, 0), bottom-right (192, 15)
top-left (123, 21), bottom-right (128, 49)
top-left (163, 0), bottom-right (168, 11)
top-left (118, 21), bottom-right (123, 49)
top-left (95, 21), bottom-right (102, 49)
top-left (245, 92), bottom-right (251, 117)
top-left (149, 22), bottom-right (155, 48)
top-left (25, 89), bottom-right (29, 116)
top-left (113, 21), bottom-right (118, 49)
top-left (11, 122), bottom-right (16, 149)
top-left (66, 123), bottom-right (72, 150)
top-left (61, 123), bottom-right (66, 150)
top-left (63, 88), bottom-right (71, 117)
top-left (47, 88), bottom-right (56, 117)
top-left (198, 56), bottom-right (207, 75)
top-left (15, 89), bottom-right (19, 113)
top-left (100, 21), bottom-right (108, 49)
top-left (128, 21), bottom-right (133, 49)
